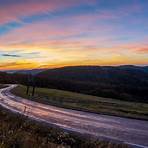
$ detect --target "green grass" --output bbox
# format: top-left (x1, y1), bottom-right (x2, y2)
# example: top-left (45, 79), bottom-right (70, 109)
top-left (0, 107), bottom-right (129, 148)
top-left (11, 85), bottom-right (148, 120)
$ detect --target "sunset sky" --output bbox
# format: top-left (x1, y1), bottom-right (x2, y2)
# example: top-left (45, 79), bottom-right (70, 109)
top-left (0, 0), bottom-right (148, 70)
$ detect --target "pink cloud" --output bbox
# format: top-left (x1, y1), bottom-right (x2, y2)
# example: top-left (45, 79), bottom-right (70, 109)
top-left (135, 47), bottom-right (148, 53)
top-left (0, 0), bottom-right (97, 25)
top-left (0, 8), bottom-right (114, 48)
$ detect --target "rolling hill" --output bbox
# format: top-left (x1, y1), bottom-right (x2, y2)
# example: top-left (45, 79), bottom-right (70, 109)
top-left (1, 65), bottom-right (148, 103)
top-left (37, 65), bottom-right (148, 103)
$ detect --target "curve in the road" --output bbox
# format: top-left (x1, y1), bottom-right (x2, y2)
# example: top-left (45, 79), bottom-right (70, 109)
top-left (0, 85), bottom-right (148, 148)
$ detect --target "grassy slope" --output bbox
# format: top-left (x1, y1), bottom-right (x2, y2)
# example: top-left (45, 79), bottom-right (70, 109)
top-left (12, 85), bottom-right (148, 120)
top-left (0, 107), bottom-right (129, 148)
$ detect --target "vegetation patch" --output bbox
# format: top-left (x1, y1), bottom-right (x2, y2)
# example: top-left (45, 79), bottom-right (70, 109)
top-left (0, 107), bottom-right (130, 148)
top-left (12, 85), bottom-right (148, 120)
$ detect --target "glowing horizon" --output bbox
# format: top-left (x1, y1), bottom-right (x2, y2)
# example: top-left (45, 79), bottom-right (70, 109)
top-left (0, 0), bottom-right (148, 70)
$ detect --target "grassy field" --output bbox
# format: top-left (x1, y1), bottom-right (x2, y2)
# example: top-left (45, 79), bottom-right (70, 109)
top-left (0, 107), bottom-right (129, 148)
top-left (11, 85), bottom-right (148, 120)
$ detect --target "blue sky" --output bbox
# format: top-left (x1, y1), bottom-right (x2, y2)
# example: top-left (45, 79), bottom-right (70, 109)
top-left (0, 0), bottom-right (148, 70)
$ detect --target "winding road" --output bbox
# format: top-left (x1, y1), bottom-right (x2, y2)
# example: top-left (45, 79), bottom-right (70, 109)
top-left (0, 85), bottom-right (148, 148)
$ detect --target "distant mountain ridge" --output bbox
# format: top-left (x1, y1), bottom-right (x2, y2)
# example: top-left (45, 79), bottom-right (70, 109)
top-left (3, 69), bottom-right (46, 75)
top-left (36, 65), bottom-right (148, 102)
top-left (118, 65), bottom-right (148, 73)
top-left (2, 65), bottom-right (148, 75)
top-left (38, 65), bottom-right (148, 81)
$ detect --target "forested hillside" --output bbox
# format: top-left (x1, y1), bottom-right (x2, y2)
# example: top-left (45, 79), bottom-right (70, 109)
top-left (1, 65), bottom-right (148, 103)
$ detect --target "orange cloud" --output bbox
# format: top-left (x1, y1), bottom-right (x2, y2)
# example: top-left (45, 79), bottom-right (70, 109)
top-left (0, 60), bottom-right (39, 70)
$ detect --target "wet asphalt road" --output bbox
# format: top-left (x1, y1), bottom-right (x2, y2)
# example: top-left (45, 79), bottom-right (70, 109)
top-left (0, 85), bottom-right (148, 148)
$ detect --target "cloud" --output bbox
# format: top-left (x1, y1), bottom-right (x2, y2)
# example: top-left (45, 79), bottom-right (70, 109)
top-left (0, 60), bottom-right (39, 70)
top-left (0, 0), bottom-right (144, 52)
top-left (0, 10), bottom-right (117, 52)
top-left (0, 0), bottom-right (97, 25)
top-left (136, 47), bottom-right (148, 53)
top-left (0, 0), bottom-right (147, 70)
top-left (1, 54), bottom-right (21, 57)
top-left (0, 62), bottom-right (22, 68)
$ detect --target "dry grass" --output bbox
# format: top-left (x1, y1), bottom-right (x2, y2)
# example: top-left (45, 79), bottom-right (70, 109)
top-left (0, 107), bottom-right (130, 148)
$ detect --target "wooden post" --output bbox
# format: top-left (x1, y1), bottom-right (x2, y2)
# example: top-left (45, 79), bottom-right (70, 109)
top-left (32, 75), bottom-right (36, 97)
top-left (26, 73), bottom-right (31, 95)
top-left (26, 85), bottom-right (29, 94)
top-left (32, 86), bottom-right (35, 96)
